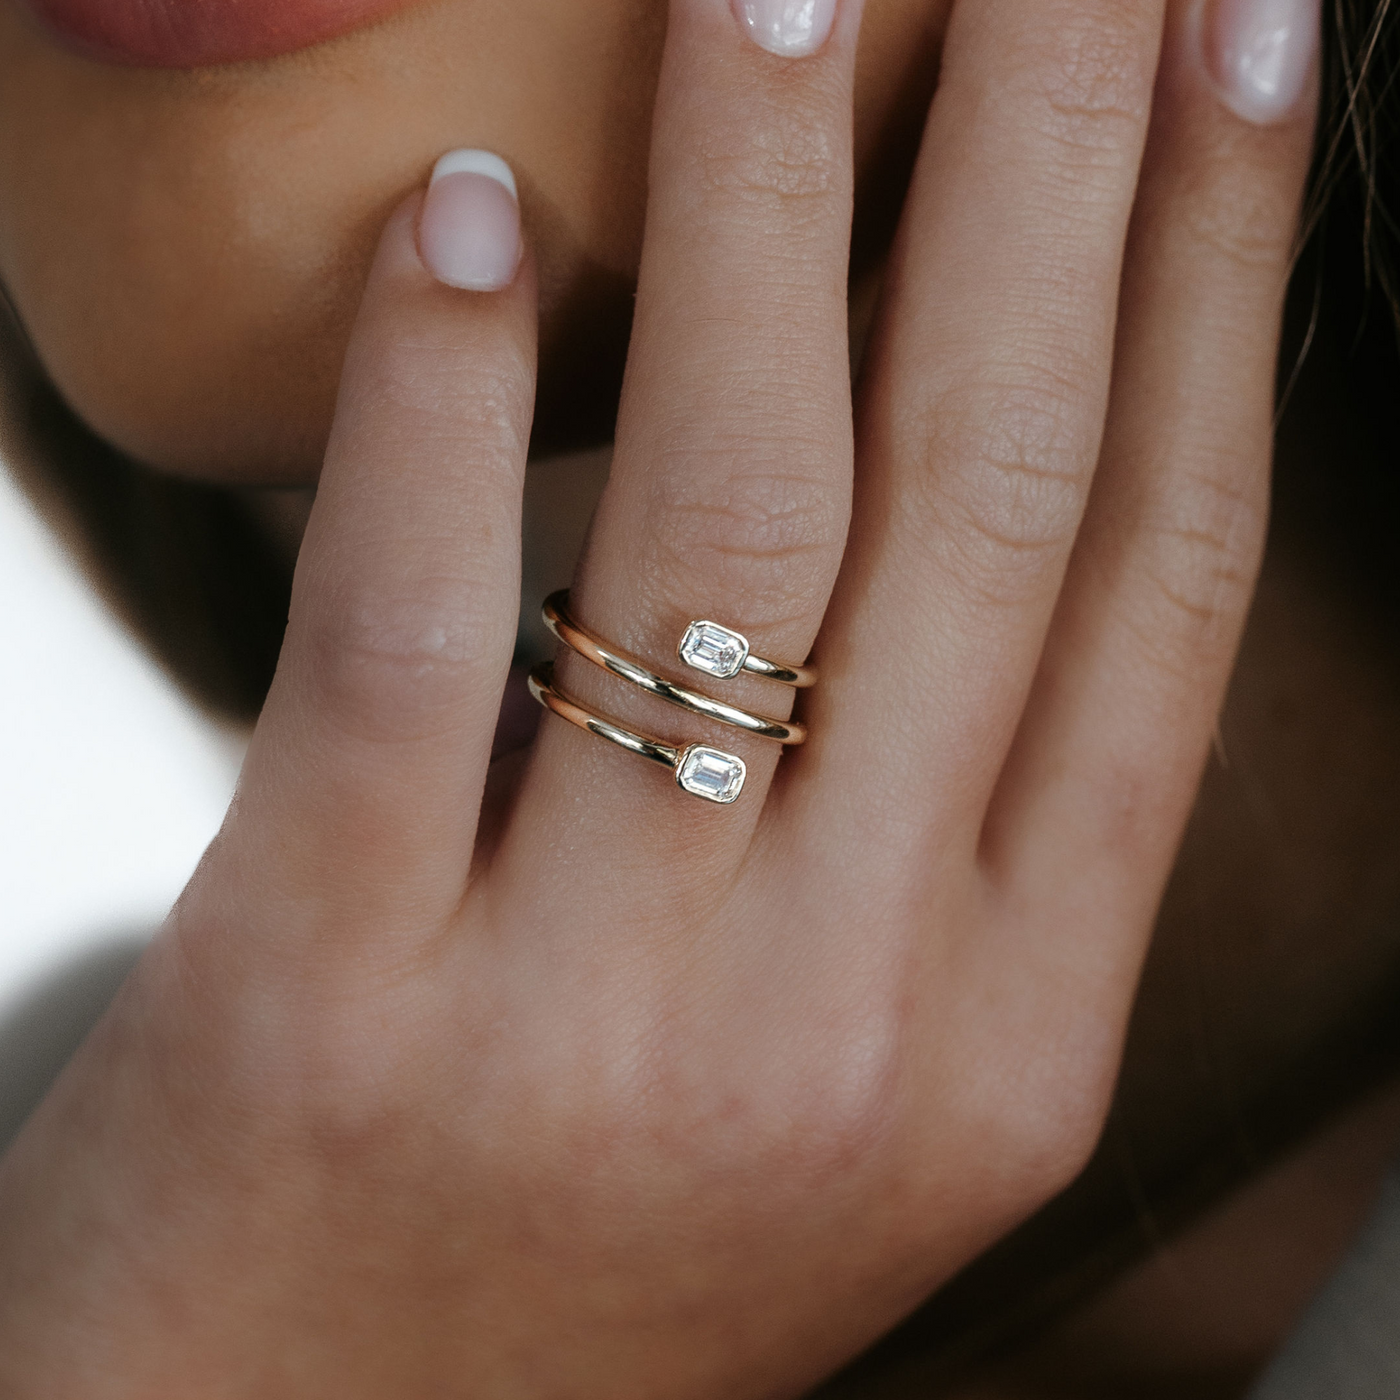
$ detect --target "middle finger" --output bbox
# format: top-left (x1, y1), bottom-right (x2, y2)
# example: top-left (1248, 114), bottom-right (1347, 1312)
top-left (816, 0), bottom-right (1165, 851)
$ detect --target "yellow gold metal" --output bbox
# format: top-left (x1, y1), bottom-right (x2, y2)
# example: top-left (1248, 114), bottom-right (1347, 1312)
top-left (678, 619), bottom-right (817, 688)
top-left (528, 662), bottom-right (747, 804)
top-left (734, 652), bottom-right (816, 687)
top-left (542, 591), bottom-right (805, 745)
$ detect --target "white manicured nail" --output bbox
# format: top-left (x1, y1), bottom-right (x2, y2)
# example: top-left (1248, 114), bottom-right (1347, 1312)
top-left (731, 0), bottom-right (838, 57)
top-left (1207, 0), bottom-right (1319, 124)
top-left (419, 149), bottom-right (521, 291)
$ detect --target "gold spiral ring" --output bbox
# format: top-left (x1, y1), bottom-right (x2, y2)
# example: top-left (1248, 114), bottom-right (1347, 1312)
top-left (542, 591), bottom-right (806, 745)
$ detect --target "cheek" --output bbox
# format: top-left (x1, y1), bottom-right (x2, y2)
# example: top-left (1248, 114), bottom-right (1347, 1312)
top-left (3, 134), bottom-right (379, 483)
top-left (0, 93), bottom-right (390, 482)
top-left (0, 0), bottom-right (659, 483)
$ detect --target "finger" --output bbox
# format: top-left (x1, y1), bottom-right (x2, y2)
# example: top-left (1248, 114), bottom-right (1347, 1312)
top-left (219, 164), bottom-right (537, 927)
top-left (808, 0), bottom-right (1165, 848)
top-left (510, 0), bottom-right (862, 860)
top-left (983, 0), bottom-right (1318, 984)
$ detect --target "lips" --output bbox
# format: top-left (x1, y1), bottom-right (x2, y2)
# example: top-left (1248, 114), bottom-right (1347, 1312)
top-left (24, 0), bottom-right (421, 67)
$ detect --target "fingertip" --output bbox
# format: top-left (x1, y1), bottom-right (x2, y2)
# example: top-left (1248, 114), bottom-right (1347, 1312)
top-left (418, 149), bottom-right (523, 292)
top-left (1202, 0), bottom-right (1320, 127)
top-left (729, 0), bottom-right (839, 57)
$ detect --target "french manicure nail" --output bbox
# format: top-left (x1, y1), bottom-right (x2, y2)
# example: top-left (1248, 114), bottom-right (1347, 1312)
top-left (731, 0), bottom-right (838, 58)
top-left (1206, 0), bottom-right (1319, 124)
top-left (419, 149), bottom-right (521, 291)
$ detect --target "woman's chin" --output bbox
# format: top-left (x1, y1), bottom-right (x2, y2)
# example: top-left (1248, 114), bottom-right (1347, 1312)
top-left (24, 263), bottom-right (637, 487)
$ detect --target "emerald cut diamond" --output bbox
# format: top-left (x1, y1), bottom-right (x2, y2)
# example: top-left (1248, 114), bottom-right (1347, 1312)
top-left (675, 745), bottom-right (746, 804)
top-left (678, 620), bottom-right (750, 680)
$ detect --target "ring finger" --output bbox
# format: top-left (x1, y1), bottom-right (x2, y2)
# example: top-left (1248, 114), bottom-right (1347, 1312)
top-left (510, 0), bottom-right (864, 870)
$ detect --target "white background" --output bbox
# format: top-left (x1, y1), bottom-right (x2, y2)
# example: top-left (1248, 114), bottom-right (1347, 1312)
top-left (0, 464), bottom-right (241, 1141)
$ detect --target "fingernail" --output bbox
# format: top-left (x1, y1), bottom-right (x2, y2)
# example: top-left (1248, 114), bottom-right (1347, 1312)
top-left (730, 0), bottom-right (838, 57)
top-left (419, 149), bottom-right (521, 291)
top-left (1206, 0), bottom-right (1319, 124)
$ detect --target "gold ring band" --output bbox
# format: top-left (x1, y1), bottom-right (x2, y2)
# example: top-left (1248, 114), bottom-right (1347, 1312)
top-left (543, 591), bottom-right (805, 745)
top-left (528, 662), bottom-right (748, 804)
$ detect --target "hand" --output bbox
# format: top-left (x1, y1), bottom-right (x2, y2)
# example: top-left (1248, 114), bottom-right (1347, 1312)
top-left (0, 0), bottom-right (1316, 1394)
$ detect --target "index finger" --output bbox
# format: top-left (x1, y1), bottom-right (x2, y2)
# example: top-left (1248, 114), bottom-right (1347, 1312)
top-left (220, 175), bottom-right (537, 933)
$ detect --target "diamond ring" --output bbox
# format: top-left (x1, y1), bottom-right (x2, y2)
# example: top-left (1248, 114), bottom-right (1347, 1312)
top-left (541, 592), bottom-right (806, 745)
top-left (528, 662), bottom-right (748, 804)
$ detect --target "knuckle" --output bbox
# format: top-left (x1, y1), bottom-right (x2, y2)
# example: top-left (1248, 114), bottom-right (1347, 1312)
top-left (646, 448), bottom-right (846, 623)
top-left (1037, 7), bottom-right (1155, 125)
top-left (582, 980), bottom-right (904, 1191)
top-left (991, 1082), bottom-right (1107, 1208)
top-left (903, 374), bottom-right (1091, 590)
top-left (692, 95), bottom-right (840, 216)
top-left (296, 575), bottom-right (500, 746)
top-left (960, 1039), bottom-right (1114, 1214)
top-left (1011, 4), bottom-right (1155, 156)
top-left (1178, 170), bottom-right (1296, 274)
top-left (1130, 464), bottom-right (1266, 672)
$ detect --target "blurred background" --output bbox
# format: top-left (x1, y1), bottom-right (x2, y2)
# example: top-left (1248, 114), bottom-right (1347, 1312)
top-left (0, 459), bottom-right (241, 1146)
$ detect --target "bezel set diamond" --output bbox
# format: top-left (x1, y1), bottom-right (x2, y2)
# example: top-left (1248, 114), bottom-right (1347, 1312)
top-left (533, 592), bottom-right (811, 806)
top-left (675, 745), bottom-right (747, 804)
top-left (678, 620), bottom-right (751, 680)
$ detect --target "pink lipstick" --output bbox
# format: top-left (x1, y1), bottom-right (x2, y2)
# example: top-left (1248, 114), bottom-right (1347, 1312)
top-left (25, 0), bottom-right (422, 68)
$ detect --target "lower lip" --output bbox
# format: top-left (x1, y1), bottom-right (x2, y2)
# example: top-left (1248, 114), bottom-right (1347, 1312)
top-left (23, 0), bottom-right (420, 68)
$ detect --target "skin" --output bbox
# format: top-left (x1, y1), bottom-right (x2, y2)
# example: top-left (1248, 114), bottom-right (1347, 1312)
top-left (0, 0), bottom-right (944, 476)
top-left (0, 0), bottom-right (1366, 1394)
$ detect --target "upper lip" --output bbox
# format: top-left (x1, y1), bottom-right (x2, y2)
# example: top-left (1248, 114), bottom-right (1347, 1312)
top-left (22, 0), bottom-right (423, 68)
